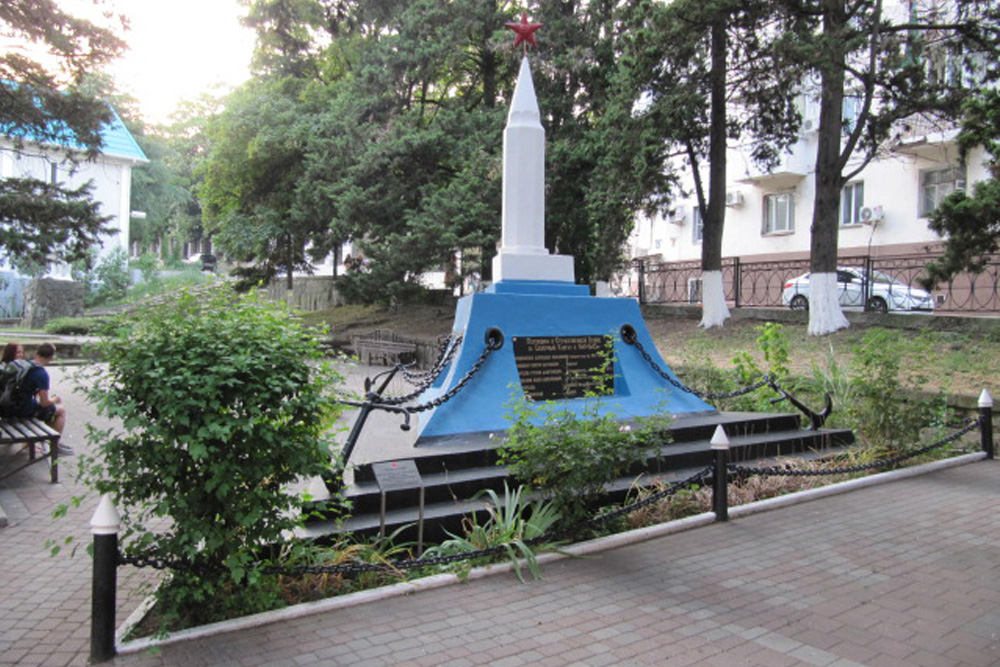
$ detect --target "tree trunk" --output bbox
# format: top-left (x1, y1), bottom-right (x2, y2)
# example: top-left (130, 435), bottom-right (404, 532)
top-left (808, 0), bottom-right (849, 336)
top-left (700, 15), bottom-right (731, 329)
top-left (285, 233), bottom-right (294, 292)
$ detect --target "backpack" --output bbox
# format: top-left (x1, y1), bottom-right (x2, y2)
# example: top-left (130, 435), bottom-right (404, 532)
top-left (0, 359), bottom-right (36, 412)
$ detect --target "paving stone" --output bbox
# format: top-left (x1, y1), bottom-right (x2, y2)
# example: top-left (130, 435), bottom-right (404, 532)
top-left (4, 393), bottom-right (999, 667)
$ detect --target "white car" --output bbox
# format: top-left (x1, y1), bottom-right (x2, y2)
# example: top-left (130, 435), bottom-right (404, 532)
top-left (782, 267), bottom-right (935, 313)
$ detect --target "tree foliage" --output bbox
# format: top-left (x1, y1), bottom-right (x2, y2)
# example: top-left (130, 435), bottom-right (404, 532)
top-left (924, 90), bottom-right (1000, 286)
top-left (0, 178), bottom-right (113, 266)
top-left (0, 0), bottom-right (127, 268)
top-left (773, 0), bottom-right (1000, 334)
top-left (196, 0), bottom-right (688, 300)
top-left (628, 0), bottom-right (805, 327)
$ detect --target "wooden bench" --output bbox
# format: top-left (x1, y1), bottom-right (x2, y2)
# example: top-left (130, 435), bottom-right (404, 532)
top-left (0, 417), bottom-right (62, 484)
top-left (352, 330), bottom-right (419, 367)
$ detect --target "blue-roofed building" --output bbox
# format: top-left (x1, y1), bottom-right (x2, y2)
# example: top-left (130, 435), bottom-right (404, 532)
top-left (0, 106), bottom-right (147, 314)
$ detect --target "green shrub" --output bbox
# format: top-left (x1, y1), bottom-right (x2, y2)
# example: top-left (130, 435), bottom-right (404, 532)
top-left (131, 252), bottom-right (161, 287)
top-left (73, 247), bottom-right (131, 307)
top-left (720, 322), bottom-right (793, 412)
top-left (93, 247), bottom-right (131, 304)
top-left (44, 316), bottom-right (108, 336)
top-left (846, 328), bottom-right (942, 453)
top-left (498, 397), bottom-right (668, 531)
top-left (76, 285), bottom-right (347, 628)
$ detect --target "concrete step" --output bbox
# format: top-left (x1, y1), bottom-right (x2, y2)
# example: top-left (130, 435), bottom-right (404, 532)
top-left (304, 411), bottom-right (854, 543)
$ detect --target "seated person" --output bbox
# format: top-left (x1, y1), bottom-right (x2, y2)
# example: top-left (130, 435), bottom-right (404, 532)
top-left (12, 342), bottom-right (68, 451)
top-left (1, 342), bottom-right (24, 363)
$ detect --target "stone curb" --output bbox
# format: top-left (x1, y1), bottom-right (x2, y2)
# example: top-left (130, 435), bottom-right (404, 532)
top-left (116, 451), bottom-right (987, 657)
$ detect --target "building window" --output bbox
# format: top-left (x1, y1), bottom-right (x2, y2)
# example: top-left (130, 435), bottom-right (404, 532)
top-left (921, 165), bottom-right (965, 216)
top-left (0, 150), bottom-right (12, 179)
top-left (842, 95), bottom-right (862, 134)
top-left (763, 193), bottom-right (795, 235)
top-left (692, 206), bottom-right (703, 244)
top-left (49, 161), bottom-right (58, 184)
top-left (841, 181), bottom-right (864, 226)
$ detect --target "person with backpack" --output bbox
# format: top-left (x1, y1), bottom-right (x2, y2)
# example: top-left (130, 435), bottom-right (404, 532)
top-left (1, 342), bottom-right (24, 363)
top-left (11, 342), bottom-right (68, 453)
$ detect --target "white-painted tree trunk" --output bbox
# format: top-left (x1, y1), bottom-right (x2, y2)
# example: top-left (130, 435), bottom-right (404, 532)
top-left (807, 272), bottom-right (849, 336)
top-left (699, 270), bottom-right (731, 329)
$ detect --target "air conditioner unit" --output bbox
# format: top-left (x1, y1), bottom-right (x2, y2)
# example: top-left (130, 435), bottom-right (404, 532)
top-left (859, 205), bottom-right (884, 224)
top-left (667, 211), bottom-right (685, 225)
top-left (802, 118), bottom-right (816, 132)
top-left (687, 277), bottom-right (703, 304)
top-left (725, 191), bottom-right (744, 207)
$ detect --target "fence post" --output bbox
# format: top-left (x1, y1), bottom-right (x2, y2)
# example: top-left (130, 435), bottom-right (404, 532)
top-left (711, 425), bottom-right (730, 522)
top-left (637, 259), bottom-right (646, 305)
top-left (733, 257), bottom-right (741, 309)
top-left (90, 494), bottom-right (120, 664)
top-left (979, 389), bottom-right (994, 460)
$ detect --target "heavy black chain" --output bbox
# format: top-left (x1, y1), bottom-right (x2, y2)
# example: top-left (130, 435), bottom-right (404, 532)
top-left (403, 341), bottom-right (497, 413)
top-left (628, 335), bottom-right (773, 400)
top-left (562, 467), bottom-right (713, 537)
top-left (376, 336), bottom-right (463, 406)
top-left (729, 416), bottom-right (983, 478)
top-left (400, 335), bottom-right (462, 385)
top-left (118, 550), bottom-right (220, 574)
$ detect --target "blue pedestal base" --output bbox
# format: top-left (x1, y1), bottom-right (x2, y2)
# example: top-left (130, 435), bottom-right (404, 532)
top-left (413, 281), bottom-right (717, 443)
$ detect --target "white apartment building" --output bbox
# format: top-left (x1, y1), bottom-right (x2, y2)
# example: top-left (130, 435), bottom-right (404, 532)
top-left (629, 107), bottom-right (990, 269)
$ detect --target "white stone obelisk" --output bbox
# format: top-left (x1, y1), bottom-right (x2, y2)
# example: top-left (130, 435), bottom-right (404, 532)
top-left (492, 56), bottom-right (574, 283)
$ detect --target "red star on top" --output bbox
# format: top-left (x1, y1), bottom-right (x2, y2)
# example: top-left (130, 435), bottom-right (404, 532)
top-left (505, 12), bottom-right (543, 51)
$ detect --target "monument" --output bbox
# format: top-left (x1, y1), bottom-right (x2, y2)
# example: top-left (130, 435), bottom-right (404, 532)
top-left (407, 17), bottom-right (717, 444)
top-left (315, 18), bottom-right (852, 541)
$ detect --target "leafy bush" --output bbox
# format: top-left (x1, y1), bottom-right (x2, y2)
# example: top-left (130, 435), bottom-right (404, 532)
top-left (76, 285), bottom-right (346, 627)
top-left (498, 397), bottom-right (668, 530)
top-left (130, 252), bottom-right (161, 287)
top-left (724, 322), bottom-right (793, 411)
top-left (44, 316), bottom-right (108, 336)
top-left (72, 247), bottom-right (131, 307)
top-left (845, 328), bottom-right (931, 452)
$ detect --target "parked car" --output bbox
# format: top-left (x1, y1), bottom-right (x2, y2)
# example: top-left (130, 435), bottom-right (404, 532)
top-left (199, 253), bottom-right (218, 272)
top-left (782, 267), bottom-right (935, 313)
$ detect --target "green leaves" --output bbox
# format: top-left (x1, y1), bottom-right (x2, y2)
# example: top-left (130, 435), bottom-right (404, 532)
top-left (76, 284), bottom-right (347, 625)
top-left (498, 392), bottom-right (668, 531)
top-left (924, 90), bottom-right (1000, 288)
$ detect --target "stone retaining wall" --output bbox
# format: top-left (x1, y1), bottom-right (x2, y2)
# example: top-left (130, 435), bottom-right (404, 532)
top-left (22, 278), bottom-right (84, 329)
top-left (264, 276), bottom-right (346, 312)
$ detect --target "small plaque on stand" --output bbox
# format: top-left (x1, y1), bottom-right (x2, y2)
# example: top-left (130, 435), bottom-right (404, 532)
top-left (371, 459), bottom-right (425, 554)
top-left (372, 460), bottom-right (423, 492)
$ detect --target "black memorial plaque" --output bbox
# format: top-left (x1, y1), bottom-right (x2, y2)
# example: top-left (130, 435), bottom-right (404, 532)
top-left (371, 460), bottom-right (423, 492)
top-left (512, 335), bottom-right (614, 401)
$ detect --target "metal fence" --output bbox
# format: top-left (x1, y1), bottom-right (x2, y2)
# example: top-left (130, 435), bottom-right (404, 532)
top-left (633, 253), bottom-right (1000, 314)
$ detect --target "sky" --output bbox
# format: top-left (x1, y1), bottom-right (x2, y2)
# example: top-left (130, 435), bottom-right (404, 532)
top-left (61, 0), bottom-right (256, 124)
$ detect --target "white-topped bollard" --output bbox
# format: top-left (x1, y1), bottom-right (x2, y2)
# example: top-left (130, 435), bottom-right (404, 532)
top-left (979, 389), bottom-right (994, 460)
top-left (90, 494), bottom-right (120, 663)
top-left (711, 425), bottom-right (730, 521)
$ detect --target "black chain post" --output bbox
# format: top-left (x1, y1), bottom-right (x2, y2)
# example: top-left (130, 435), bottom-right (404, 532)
top-left (711, 426), bottom-right (729, 522)
top-left (90, 495), bottom-right (120, 664)
top-left (980, 389), bottom-right (994, 460)
top-left (637, 259), bottom-right (646, 305)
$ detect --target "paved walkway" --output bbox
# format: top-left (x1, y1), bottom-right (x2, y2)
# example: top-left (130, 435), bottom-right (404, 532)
top-left (1, 365), bottom-right (998, 666)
